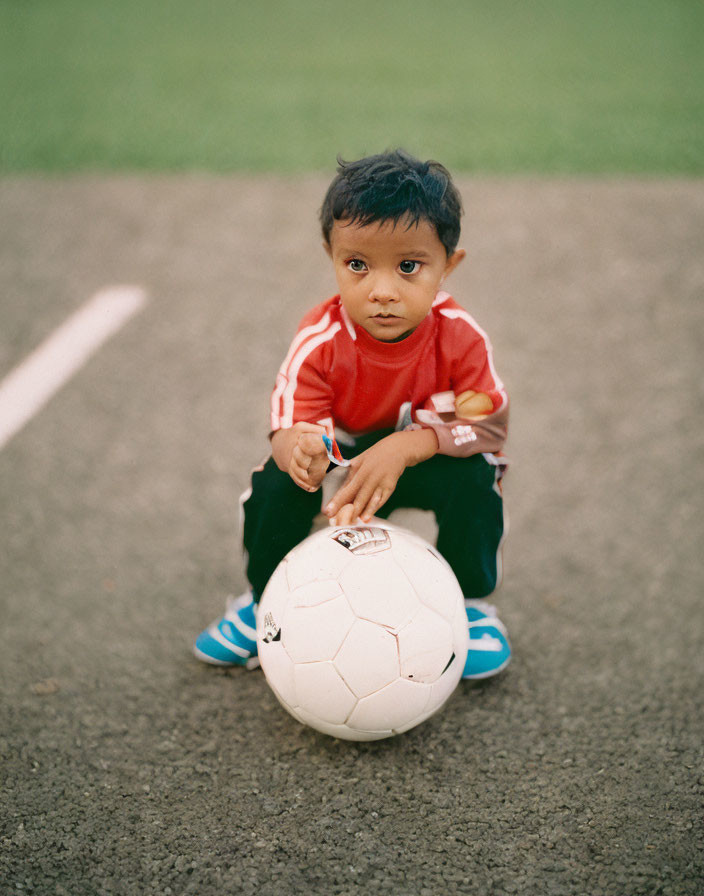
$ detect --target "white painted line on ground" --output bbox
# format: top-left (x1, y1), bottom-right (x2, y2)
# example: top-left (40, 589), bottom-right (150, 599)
top-left (0, 285), bottom-right (148, 450)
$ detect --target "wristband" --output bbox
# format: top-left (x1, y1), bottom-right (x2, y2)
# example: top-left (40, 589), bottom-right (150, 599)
top-left (322, 434), bottom-right (351, 467)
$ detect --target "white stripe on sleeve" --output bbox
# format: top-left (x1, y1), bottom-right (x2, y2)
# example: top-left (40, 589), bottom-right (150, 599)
top-left (276, 321), bottom-right (342, 429)
top-left (270, 312), bottom-right (332, 429)
top-left (432, 290), bottom-right (452, 307)
top-left (438, 307), bottom-right (508, 411)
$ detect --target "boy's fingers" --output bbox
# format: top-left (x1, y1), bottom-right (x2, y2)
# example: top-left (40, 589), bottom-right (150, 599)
top-left (324, 478), bottom-right (357, 516)
top-left (291, 470), bottom-right (308, 490)
top-left (296, 477), bottom-right (319, 493)
top-left (326, 455), bottom-right (386, 515)
top-left (324, 475), bottom-right (348, 512)
top-left (290, 455), bottom-right (306, 478)
top-left (299, 433), bottom-right (328, 456)
top-left (349, 479), bottom-right (380, 522)
top-left (290, 459), bottom-right (318, 492)
top-left (332, 503), bottom-right (358, 527)
top-left (292, 445), bottom-right (312, 470)
top-left (309, 462), bottom-right (330, 489)
top-left (360, 488), bottom-right (386, 522)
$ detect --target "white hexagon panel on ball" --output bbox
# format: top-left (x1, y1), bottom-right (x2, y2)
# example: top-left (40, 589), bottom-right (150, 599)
top-left (397, 606), bottom-right (455, 684)
top-left (348, 678), bottom-right (432, 733)
top-left (282, 594), bottom-right (355, 664)
top-left (387, 534), bottom-right (463, 622)
top-left (293, 662), bottom-right (357, 726)
top-left (285, 527), bottom-right (354, 591)
top-left (334, 619), bottom-right (400, 698)
top-left (340, 553), bottom-right (419, 631)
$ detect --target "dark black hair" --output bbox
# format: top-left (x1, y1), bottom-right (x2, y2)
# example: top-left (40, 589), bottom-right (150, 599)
top-left (320, 149), bottom-right (463, 256)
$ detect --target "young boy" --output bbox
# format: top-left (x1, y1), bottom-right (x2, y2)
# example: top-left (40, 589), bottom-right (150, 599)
top-left (194, 149), bottom-right (511, 680)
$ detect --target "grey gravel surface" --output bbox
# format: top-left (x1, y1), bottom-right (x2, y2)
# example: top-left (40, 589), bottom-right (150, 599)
top-left (1, 176), bottom-right (702, 895)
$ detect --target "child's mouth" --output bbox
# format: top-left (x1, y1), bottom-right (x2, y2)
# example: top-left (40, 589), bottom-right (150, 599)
top-left (372, 315), bottom-right (403, 329)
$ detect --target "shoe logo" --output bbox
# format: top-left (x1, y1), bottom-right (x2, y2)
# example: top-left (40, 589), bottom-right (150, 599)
top-left (468, 633), bottom-right (504, 652)
top-left (333, 527), bottom-right (391, 555)
top-left (262, 612), bottom-right (281, 643)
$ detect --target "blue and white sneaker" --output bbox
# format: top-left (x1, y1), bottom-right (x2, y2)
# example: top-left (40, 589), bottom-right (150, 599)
top-left (193, 591), bottom-right (259, 668)
top-left (463, 600), bottom-right (511, 680)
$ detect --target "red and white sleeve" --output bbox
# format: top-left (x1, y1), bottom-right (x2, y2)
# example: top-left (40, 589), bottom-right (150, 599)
top-left (269, 311), bottom-right (340, 433)
top-left (415, 305), bottom-right (509, 458)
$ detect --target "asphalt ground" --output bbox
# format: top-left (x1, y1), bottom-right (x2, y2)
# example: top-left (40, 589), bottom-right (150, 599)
top-left (1, 176), bottom-right (702, 895)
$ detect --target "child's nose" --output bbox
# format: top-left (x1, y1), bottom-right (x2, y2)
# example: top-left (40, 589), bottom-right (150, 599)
top-left (368, 274), bottom-right (400, 303)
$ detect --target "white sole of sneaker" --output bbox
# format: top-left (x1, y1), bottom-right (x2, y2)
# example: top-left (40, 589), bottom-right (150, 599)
top-left (192, 645), bottom-right (242, 667)
top-left (462, 655), bottom-right (511, 681)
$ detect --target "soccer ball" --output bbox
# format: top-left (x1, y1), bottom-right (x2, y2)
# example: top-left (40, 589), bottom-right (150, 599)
top-left (256, 523), bottom-right (469, 741)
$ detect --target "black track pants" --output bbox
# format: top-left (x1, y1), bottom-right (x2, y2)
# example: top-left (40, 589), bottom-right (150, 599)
top-left (242, 435), bottom-right (505, 602)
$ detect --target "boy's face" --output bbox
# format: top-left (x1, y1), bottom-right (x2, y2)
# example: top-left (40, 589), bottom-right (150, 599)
top-left (325, 217), bottom-right (465, 342)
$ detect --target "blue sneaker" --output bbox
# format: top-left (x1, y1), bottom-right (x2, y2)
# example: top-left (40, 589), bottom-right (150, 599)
top-left (193, 592), bottom-right (259, 668)
top-left (463, 600), bottom-right (511, 680)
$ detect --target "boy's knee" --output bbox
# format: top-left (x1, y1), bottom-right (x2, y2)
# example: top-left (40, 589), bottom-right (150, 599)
top-left (243, 457), bottom-right (322, 597)
top-left (428, 453), bottom-right (499, 506)
top-left (431, 456), bottom-right (505, 599)
top-left (251, 458), bottom-right (297, 497)
top-left (247, 457), bottom-right (322, 514)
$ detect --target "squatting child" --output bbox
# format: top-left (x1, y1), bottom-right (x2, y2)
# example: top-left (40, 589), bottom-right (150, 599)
top-left (194, 149), bottom-right (511, 679)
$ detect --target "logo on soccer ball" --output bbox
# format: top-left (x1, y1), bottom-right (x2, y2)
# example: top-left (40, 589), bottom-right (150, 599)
top-left (262, 611), bottom-right (281, 643)
top-left (333, 527), bottom-right (392, 555)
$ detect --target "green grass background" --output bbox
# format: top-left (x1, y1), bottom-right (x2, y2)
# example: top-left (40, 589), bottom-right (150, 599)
top-left (1, 0), bottom-right (703, 173)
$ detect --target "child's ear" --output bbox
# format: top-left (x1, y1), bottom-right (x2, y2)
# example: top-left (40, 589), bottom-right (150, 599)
top-left (442, 248), bottom-right (466, 282)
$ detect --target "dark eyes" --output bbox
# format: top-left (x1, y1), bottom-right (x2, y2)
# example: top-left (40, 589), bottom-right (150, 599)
top-left (346, 259), bottom-right (421, 274)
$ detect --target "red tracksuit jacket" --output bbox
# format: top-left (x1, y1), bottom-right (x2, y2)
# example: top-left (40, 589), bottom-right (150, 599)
top-left (270, 292), bottom-right (508, 458)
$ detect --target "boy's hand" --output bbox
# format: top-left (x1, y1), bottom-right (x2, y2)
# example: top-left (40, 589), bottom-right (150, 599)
top-left (271, 423), bottom-right (329, 492)
top-left (324, 429), bottom-right (438, 525)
